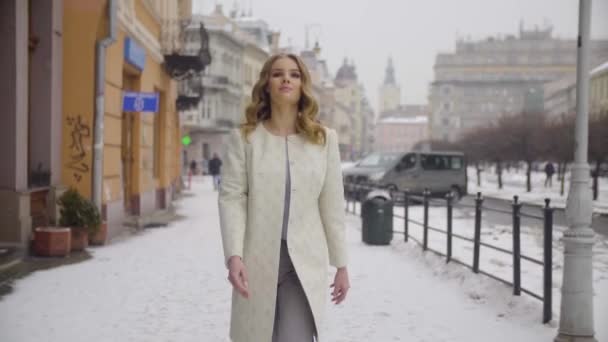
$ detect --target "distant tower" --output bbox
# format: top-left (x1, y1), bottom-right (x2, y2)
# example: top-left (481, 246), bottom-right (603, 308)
top-left (378, 57), bottom-right (401, 113)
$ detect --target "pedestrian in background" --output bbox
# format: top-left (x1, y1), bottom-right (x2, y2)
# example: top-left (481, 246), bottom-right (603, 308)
top-left (208, 153), bottom-right (222, 191)
top-left (189, 159), bottom-right (197, 175)
top-left (218, 53), bottom-right (350, 342)
top-left (187, 159), bottom-right (198, 189)
top-left (545, 161), bottom-right (555, 188)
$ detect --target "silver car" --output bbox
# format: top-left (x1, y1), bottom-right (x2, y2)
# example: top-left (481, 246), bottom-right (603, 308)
top-left (343, 151), bottom-right (467, 199)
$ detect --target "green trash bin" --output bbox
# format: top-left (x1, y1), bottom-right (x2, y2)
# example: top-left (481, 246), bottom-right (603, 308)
top-left (361, 195), bottom-right (393, 245)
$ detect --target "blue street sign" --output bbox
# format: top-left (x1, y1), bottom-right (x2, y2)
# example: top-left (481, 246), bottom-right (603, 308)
top-left (124, 37), bottom-right (146, 71)
top-left (122, 92), bottom-right (159, 113)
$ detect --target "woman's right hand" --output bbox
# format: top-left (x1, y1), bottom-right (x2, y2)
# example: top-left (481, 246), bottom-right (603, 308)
top-left (227, 256), bottom-right (250, 299)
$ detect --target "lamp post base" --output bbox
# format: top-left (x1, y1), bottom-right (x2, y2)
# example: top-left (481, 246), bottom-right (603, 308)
top-left (555, 334), bottom-right (597, 342)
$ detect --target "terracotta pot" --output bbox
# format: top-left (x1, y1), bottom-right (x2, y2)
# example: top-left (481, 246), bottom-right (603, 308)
top-left (70, 228), bottom-right (89, 251)
top-left (33, 227), bottom-right (71, 257)
top-left (89, 221), bottom-right (108, 246)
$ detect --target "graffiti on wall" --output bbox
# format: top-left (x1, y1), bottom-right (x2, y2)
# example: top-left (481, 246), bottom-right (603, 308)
top-left (66, 115), bottom-right (91, 182)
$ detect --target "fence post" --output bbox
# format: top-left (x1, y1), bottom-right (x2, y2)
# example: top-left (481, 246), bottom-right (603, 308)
top-left (446, 192), bottom-right (453, 263)
top-left (512, 195), bottom-right (522, 296)
top-left (404, 190), bottom-right (409, 242)
top-left (423, 189), bottom-right (430, 251)
top-left (346, 183), bottom-right (351, 213)
top-left (345, 184), bottom-right (350, 213)
top-left (473, 192), bottom-right (483, 273)
top-left (354, 185), bottom-right (360, 215)
top-left (543, 198), bottom-right (554, 324)
top-left (350, 184), bottom-right (354, 213)
top-left (359, 185), bottom-right (366, 218)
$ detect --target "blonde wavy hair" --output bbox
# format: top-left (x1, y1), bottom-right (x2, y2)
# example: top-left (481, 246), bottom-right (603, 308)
top-left (240, 53), bottom-right (326, 145)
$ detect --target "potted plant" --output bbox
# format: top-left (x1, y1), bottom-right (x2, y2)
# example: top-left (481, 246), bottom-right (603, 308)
top-left (57, 189), bottom-right (101, 252)
top-left (32, 216), bottom-right (71, 257)
top-left (89, 220), bottom-right (108, 246)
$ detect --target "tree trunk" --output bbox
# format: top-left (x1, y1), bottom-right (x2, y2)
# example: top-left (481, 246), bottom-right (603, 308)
top-left (593, 160), bottom-right (600, 201)
top-left (560, 162), bottom-right (566, 196)
top-left (476, 162), bottom-right (481, 187)
top-left (496, 160), bottom-right (503, 189)
top-left (526, 161), bottom-right (532, 192)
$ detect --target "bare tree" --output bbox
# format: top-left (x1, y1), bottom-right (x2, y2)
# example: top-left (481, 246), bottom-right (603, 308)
top-left (589, 110), bottom-right (608, 200)
top-left (484, 119), bottom-right (512, 190)
top-left (543, 113), bottom-right (575, 195)
top-left (500, 112), bottom-right (547, 192)
top-left (460, 125), bottom-right (495, 187)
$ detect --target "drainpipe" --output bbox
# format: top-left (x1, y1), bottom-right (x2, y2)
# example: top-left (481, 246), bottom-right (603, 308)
top-left (93, 0), bottom-right (117, 210)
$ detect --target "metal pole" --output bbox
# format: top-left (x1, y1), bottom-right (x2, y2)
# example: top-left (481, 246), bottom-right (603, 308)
top-left (544, 199), bottom-right (554, 324)
top-left (353, 184), bottom-right (357, 214)
top-left (512, 196), bottom-right (522, 296)
top-left (404, 190), bottom-right (409, 242)
top-left (446, 192), bottom-right (453, 263)
top-left (556, 0), bottom-right (596, 340)
top-left (423, 189), bottom-right (429, 251)
top-left (346, 184), bottom-right (351, 213)
top-left (473, 192), bottom-right (483, 274)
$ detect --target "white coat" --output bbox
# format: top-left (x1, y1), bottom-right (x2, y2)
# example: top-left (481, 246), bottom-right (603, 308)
top-left (218, 123), bottom-right (348, 342)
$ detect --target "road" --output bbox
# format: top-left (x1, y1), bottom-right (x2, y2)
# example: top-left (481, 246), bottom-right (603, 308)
top-left (459, 195), bottom-right (608, 238)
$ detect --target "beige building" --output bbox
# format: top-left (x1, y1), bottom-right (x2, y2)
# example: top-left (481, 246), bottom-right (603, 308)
top-left (180, 5), bottom-right (275, 167)
top-left (590, 60), bottom-right (608, 115)
top-left (378, 57), bottom-right (401, 113)
top-left (334, 59), bottom-right (364, 159)
top-left (375, 116), bottom-right (429, 153)
top-left (544, 60), bottom-right (608, 120)
top-left (544, 76), bottom-right (576, 119)
top-left (233, 15), bottom-right (274, 107)
top-left (430, 23), bottom-right (608, 142)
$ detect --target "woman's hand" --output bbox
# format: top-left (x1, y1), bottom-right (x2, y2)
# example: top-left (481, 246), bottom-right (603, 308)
top-left (227, 256), bottom-right (250, 299)
top-left (330, 267), bottom-right (350, 305)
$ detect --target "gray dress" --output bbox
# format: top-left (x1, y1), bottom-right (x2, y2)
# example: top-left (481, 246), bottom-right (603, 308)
top-left (272, 137), bottom-right (316, 342)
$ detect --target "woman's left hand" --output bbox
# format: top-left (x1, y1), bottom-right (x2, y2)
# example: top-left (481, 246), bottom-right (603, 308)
top-left (330, 267), bottom-right (350, 305)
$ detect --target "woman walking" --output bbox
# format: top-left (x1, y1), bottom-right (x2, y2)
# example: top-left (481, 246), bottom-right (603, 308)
top-left (218, 53), bottom-right (350, 342)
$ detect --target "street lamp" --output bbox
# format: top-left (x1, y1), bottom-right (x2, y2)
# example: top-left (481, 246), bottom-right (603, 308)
top-left (555, 0), bottom-right (596, 341)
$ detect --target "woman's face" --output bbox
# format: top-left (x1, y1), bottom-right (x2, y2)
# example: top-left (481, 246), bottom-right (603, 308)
top-left (267, 57), bottom-right (302, 106)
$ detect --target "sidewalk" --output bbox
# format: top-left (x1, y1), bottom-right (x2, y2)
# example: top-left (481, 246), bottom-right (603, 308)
top-left (0, 176), bottom-right (604, 341)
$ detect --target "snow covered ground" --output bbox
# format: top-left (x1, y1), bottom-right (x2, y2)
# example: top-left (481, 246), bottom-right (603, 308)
top-left (349, 199), bottom-right (608, 341)
top-left (1, 176), bottom-right (606, 342)
top-left (469, 167), bottom-right (608, 215)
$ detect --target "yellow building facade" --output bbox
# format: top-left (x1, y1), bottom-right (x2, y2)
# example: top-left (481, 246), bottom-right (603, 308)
top-left (62, 0), bottom-right (190, 239)
top-left (0, 0), bottom-right (198, 251)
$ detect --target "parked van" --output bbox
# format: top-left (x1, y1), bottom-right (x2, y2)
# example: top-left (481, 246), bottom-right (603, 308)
top-left (343, 151), bottom-right (467, 199)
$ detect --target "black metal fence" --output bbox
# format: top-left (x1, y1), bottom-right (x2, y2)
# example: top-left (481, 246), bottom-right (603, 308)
top-left (344, 183), bottom-right (554, 324)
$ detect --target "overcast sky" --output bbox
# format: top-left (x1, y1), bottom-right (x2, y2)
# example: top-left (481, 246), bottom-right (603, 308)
top-left (193, 0), bottom-right (608, 112)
